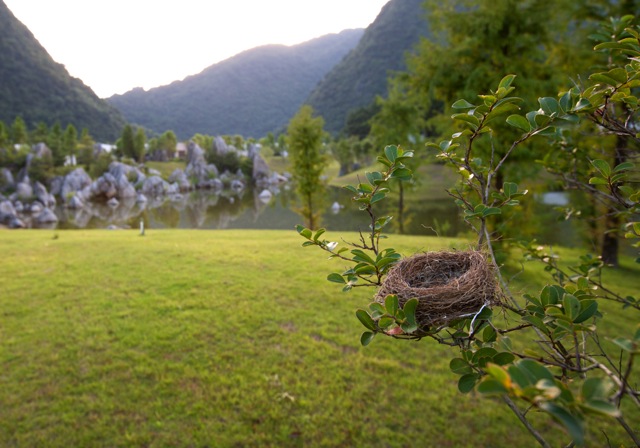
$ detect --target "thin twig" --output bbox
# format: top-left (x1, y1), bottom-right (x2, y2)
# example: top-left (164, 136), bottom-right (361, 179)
top-left (502, 396), bottom-right (551, 448)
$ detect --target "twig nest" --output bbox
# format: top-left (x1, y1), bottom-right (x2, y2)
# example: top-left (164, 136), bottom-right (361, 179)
top-left (375, 250), bottom-right (499, 330)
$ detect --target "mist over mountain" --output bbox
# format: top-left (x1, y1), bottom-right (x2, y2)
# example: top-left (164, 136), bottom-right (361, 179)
top-left (305, 0), bottom-right (430, 133)
top-left (0, 0), bottom-right (126, 141)
top-left (107, 30), bottom-right (364, 139)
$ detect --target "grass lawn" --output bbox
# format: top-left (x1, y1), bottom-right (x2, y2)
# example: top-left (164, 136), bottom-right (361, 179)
top-left (0, 229), bottom-right (637, 447)
top-left (146, 160), bottom-right (187, 180)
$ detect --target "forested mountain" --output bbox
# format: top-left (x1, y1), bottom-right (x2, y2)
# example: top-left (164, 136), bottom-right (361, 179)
top-left (0, 0), bottom-right (126, 141)
top-left (306, 0), bottom-right (430, 133)
top-left (107, 29), bottom-right (364, 139)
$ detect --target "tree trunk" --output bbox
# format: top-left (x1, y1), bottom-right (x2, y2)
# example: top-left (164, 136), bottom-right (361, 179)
top-left (600, 137), bottom-right (627, 267)
top-left (398, 181), bottom-right (405, 234)
top-left (601, 213), bottom-right (619, 267)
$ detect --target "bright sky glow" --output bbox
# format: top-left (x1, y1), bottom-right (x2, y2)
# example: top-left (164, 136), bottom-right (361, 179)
top-left (4, 0), bottom-right (390, 98)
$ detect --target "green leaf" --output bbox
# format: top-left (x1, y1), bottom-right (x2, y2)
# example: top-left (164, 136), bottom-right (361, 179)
top-left (482, 207), bottom-right (502, 217)
top-left (492, 352), bottom-right (516, 366)
top-left (295, 225), bottom-right (312, 239)
top-left (472, 347), bottom-right (498, 364)
top-left (482, 325), bottom-right (497, 343)
top-left (390, 168), bottom-right (412, 181)
top-left (611, 338), bottom-right (635, 352)
top-left (522, 315), bottom-right (548, 334)
top-left (498, 74), bottom-right (517, 90)
top-left (360, 331), bottom-right (376, 346)
top-left (539, 402), bottom-right (584, 445)
top-left (365, 171), bottom-right (383, 185)
top-left (582, 377), bottom-right (613, 401)
top-left (503, 182), bottom-right (518, 197)
top-left (613, 162), bottom-right (634, 172)
top-left (458, 373), bottom-right (480, 393)
top-left (313, 228), bottom-right (326, 242)
top-left (452, 113), bottom-right (480, 129)
top-left (477, 378), bottom-right (508, 395)
top-left (580, 400), bottom-right (621, 418)
top-left (452, 99), bottom-right (476, 109)
top-left (356, 309), bottom-right (376, 331)
top-left (539, 97), bottom-right (560, 115)
top-left (385, 295), bottom-right (399, 316)
top-left (351, 249), bottom-right (375, 265)
top-left (589, 177), bottom-right (608, 185)
top-left (384, 145), bottom-right (398, 163)
top-left (517, 359), bottom-right (554, 382)
top-left (370, 192), bottom-right (386, 204)
top-left (327, 273), bottom-right (346, 284)
top-left (485, 363), bottom-right (510, 385)
top-left (403, 298), bottom-right (418, 325)
top-left (449, 358), bottom-right (472, 375)
top-left (573, 300), bottom-right (598, 324)
top-left (563, 294), bottom-right (581, 321)
top-left (591, 159), bottom-right (611, 177)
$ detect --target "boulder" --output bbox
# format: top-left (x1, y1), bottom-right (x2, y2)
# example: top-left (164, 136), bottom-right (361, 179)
top-left (67, 195), bottom-right (84, 209)
top-left (35, 208), bottom-right (58, 224)
top-left (230, 179), bottom-right (245, 193)
top-left (30, 202), bottom-right (43, 214)
top-left (9, 216), bottom-right (25, 229)
top-left (0, 168), bottom-right (14, 189)
top-left (90, 173), bottom-right (118, 200)
top-left (213, 136), bottom-right (229, 156)
top-left (136, 193), bottom-right (148, 203)
top-left (252, 153), bottom-right (271, 187)
top-left (15, 182), bottom-right (33, 200)
top-left (140, 176), bottom-right (170, 196)
top-left (0, 200), bottom-right (17, 224)
top-left (33, 182), bottom-right (55, 207)
top-left (60, 168), bottom-right (92, 201)
top-left (107, 197), bottom-right (119, 207)
top-left (168, 169), bottom-right (191, 191)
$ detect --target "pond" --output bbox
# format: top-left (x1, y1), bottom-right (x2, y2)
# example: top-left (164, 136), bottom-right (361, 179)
top-left (46, 186), bottom-right (586, 248)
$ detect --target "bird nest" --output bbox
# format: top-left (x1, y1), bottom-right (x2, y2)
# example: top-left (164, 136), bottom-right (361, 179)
top-left (375, 250), bottom-right (500, 332)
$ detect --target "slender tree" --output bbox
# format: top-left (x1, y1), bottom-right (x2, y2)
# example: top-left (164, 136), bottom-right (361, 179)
top-left (63, 124), bottom-right (78, 164)
top-left (11, 116), bottom-right (28, 146)
top-left (287, 105), bottom-right (328, 230)
top-left (31, 122), bottom-right (49, 145)
top-left (0, 121), bottom-right (8, 149)
top-left (120, 124), bottom-right (135, 160)
top-left (134, 128), bottom-right (146, 163)
top-left (48, 122), bottom-right (64, 166)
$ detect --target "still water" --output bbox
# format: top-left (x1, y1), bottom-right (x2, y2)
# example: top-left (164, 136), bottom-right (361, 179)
top-left (50, 187), bottom-right (585, 248)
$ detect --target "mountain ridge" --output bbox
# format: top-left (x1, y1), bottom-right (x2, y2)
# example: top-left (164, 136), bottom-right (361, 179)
top-left (0, 0), bottom-right (126, 141)
top-left (305, 0), bottom-right (430, 133)
top-left (108, 29), bottom-right (364, 139)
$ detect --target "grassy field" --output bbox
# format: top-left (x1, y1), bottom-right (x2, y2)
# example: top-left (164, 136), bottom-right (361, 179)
top-left (0, 229), bottom-right (637, 447)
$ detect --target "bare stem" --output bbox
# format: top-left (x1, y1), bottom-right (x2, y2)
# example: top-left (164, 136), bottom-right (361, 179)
top-left (503, 396), bottom-right (551, 448)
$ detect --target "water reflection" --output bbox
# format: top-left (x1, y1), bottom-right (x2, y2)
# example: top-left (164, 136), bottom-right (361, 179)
top-left (50, 186), bottom-right (587, 248)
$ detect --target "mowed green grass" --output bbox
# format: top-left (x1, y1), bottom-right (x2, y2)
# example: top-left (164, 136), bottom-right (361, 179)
top-left (0, 229), bottom-right (637, 447)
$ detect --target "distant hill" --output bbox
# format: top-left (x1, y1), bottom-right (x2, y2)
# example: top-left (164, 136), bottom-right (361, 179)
top-left (305, 0), bottom-right (430, 133)
top-left (107, 29), bottom-right (364, 140)
top-left (0, 0), bottom-right (126, 141)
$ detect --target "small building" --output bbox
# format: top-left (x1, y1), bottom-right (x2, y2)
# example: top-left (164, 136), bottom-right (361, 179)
top-left (175, 142), bottom-right (187, 159)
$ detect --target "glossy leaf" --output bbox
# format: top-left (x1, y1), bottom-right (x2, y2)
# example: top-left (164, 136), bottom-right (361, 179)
top-left (450, 358), bottom-right (472, 375)
top-left (458, 373), bottom-right (480, 393)
top-left (356, 309), bottom-right (376, 331)
top-left (539, 402), bottom-right (584, 445)
top-left (360, 331), bottom-right (376, 346)
top-left (477, 378), bottom-right (508, 395)
top-left (384, 145), bottom-right (398, 163)
top-left (327, 273), bottom-right (346, 284)
top-left (591, 159), bottom-right (611, 177)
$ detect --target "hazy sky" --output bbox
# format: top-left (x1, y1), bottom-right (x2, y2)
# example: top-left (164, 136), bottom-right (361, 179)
top-left (5, 0), bottom-right (390, 98)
